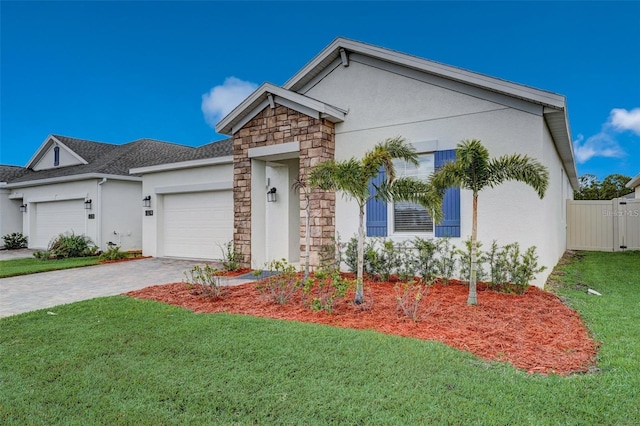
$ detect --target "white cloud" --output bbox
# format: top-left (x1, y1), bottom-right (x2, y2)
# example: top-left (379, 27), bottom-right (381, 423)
top-left (573, 133), bottom-right (624, 164)
top-left (608, 108), bottom-right (640, 135)
top-left (201, 77), bottom-right (258, 128)
top-left (573, 106), bottom-right (640, 164)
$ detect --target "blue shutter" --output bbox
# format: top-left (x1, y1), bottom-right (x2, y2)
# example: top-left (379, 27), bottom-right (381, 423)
top-left (434, 150), bottom-right (460, 237)
top-left (366, 169), bottom-right (387, 236)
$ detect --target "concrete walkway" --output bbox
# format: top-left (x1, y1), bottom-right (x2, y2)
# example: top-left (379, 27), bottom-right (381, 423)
top-left (0, 257), bottom-right (255, 318)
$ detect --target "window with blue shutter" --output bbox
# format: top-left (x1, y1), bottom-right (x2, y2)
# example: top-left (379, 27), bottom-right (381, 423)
top-left (53, 146), bottom-right (60, 166)
top-left (434, 149), bottom-right (460, 237)
top-left (366, 169), bottom-right (387, 236)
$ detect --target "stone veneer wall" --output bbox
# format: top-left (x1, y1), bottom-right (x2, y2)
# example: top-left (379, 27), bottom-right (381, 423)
top-left (233, 105), bottom-right (335, 267)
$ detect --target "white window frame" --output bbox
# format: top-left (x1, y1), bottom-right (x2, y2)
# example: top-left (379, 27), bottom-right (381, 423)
top-left (387, 140), bottom-right (438, 242)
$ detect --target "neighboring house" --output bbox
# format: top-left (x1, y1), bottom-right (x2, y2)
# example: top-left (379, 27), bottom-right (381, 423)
top-left (209, 37), bottom-right (578, 286)
top-left (130, 139), bottom-right (233, 259)
top-left (0, 166), bottom-right (30, 239)
top-left (0, 134), bottom-right (215, 251)
top-left (626, 174), bottom-right (640, 199)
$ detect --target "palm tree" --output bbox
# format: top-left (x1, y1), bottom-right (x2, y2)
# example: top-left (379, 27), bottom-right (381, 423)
top-left (308, 136), bottom-right (442, 304)
top-left (430, 139), bottom-right (549, 305)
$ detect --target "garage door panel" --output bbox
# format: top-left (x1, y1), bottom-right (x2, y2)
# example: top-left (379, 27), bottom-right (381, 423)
top-left (33, 200), bottom-right (86, 248)
top-left (163, 191), bottom-right (232, 259)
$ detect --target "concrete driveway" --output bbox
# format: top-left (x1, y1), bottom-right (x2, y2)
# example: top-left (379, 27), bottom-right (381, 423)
top-left (0, 257), bottom-right (223, 318)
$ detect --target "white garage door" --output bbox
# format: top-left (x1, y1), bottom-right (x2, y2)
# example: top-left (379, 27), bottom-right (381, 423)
top-left (33, 199), bottom-right (86, 248)
top-left (162, 191), bottom-right (233, 259)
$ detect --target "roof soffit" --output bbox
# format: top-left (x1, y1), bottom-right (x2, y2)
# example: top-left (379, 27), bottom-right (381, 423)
top-left (626, 173), bottom-right (640, 189)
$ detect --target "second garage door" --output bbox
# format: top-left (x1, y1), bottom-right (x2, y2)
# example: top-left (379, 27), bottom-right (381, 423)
top-left (162, 191), bottom-right (233, 259)
top-left (32, 199), bottom-right (86, 248)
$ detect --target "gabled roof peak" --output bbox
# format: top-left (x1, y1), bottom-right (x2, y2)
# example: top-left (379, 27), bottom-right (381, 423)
top-left (284, 37), bottom-right (566, 110)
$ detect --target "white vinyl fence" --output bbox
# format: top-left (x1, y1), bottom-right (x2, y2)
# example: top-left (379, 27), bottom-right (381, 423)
top-left (567, 198), bottom-right (640, 251)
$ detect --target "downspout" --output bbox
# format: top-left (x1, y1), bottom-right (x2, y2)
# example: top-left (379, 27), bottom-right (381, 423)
top-left (97, 178), bottom-right (107, 248)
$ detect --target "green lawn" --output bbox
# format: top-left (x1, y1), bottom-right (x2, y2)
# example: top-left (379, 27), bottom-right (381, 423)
top-left (1, 251), bottom-right (639, 424)
top-left (0, 257), bottom-right (100, 278)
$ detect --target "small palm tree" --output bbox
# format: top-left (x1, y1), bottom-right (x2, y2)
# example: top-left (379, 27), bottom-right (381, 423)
top-left (431, 139), bottom-right (549, 305)
top-left (308, 136), bottom-right (442, 304)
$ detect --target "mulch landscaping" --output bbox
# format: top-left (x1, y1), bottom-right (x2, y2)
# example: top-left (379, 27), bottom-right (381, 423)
top-left (126, 277), bottom-right (598, 376)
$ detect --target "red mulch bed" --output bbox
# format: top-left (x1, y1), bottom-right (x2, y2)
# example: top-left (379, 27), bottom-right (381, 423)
top-left (125, 278), bottom-right (597, 375)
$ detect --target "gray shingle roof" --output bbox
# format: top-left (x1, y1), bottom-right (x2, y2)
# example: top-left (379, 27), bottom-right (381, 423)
top-left (0, 165), bottom-right (30, 183)
top-left (5, 135), bottom-right (232, 184)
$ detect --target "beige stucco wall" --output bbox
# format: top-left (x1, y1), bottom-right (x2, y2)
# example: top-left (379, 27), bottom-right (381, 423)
top-left (8, 178), bottom-right (141, 250)
top-left (100, 180), bottom-right (142, 251)
top-left (139, 163), bottom-right (233, 257)
top-left (0, 189), bottom-right (23, 239)
top-left (303, 59), bottom-right (572, 286)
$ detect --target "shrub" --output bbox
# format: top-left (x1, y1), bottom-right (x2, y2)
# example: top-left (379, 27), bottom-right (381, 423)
top-left (394, 240), bottom-right (419, 282)
top-left (47, 232), bottom-right (98, 258)
top-left (33, 250), bottom-right (52, 260)
top-left (344, 235), bottom-right (379, 278)
top-left (486, 240), bottom-right (509, 290)
top-left (394, 280), bottom-right (429, 321)
top-left (219, 240), bottom-right (242, 272)
top-left (434, 238), bottom-right (457, 284)
top-left (412, 237), bottom-right (438, 281)
top-left (183, 264), bottom-right (226, 298)
top-left (504, 243), bottom-right (546, 294)
top-left (302, 268), bottom-right (352, 313)
top-left (255, 259), bottom-right (301, 305)
top-left (486, 241), bottom-right (546, 294)
top-left (376, 239), bottom-right (400, 281)
top-left (457, 237), bottom-right (487, 284)
top-left (2, 232), bottom-right (28, 250)
top-left (99, 245), bottom-right (128, 261)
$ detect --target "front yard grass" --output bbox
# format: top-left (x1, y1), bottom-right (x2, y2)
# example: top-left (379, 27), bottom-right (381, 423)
top-left (0, 257), bottom-right (100, 278)
top-left (1, 251), bottom-right (639, 424)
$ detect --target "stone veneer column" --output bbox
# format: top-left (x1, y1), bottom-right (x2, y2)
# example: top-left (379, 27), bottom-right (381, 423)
top-left (232, 105), bottom-right (335, 268)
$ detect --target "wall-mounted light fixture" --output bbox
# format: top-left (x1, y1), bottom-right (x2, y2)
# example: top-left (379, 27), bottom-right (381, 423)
top-left (19, 204), bottom-right (27, 213)
top-left (267, 187), bottom-right (277, 202)
top-left (143, 195), bottom-right (151, 208)
top-left (84, 199), bottom-right (92, 210)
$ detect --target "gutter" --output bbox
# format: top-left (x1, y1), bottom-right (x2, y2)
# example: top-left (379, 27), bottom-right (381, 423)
top-left (3, 173), bottom-right (142, 189)
top-left (97, 178), bottom-right (107, 247)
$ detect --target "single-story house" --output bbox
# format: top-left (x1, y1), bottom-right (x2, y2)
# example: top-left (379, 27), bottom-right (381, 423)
top-left (0, 134), bottom-right (222, 251)
top-left (626, 174), bottom-right (640, 199)
top-left (208, 37), bottom-right (577, 286)
top-left (3, 37), bottom-right (578, 288)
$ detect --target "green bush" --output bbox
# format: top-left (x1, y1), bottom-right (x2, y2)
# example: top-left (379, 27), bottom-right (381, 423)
top-left (183, 264), bottom-right (226, 298)
top-left (413, 237), bottom-right (438, 281)
top-left (219, 240), bottom-right (242, 272)
top-left (33, 250), bottom-right (52, 260)
top-left (47, 232), bottom-right (98, 258)
top-left (344, 235), bottom-right (379, 278)
top-left (255, 259), bottom-right (301, 305)
top-left (486, 241), bottom-right (546, 294)
top-left (2, 232), bottom-right (28, 250)
top-left (302, 268), bottom-right (352, 313)
top-left (456, 237), bottom-right (487, 283)
top-left (434, 238), bottom-right (457, 284)
top-left (99, 245), bottom-right (128, 261)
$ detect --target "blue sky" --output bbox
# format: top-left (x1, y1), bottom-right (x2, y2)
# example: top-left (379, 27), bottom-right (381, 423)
top-left (1, 1), bottom-right (639, 180)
